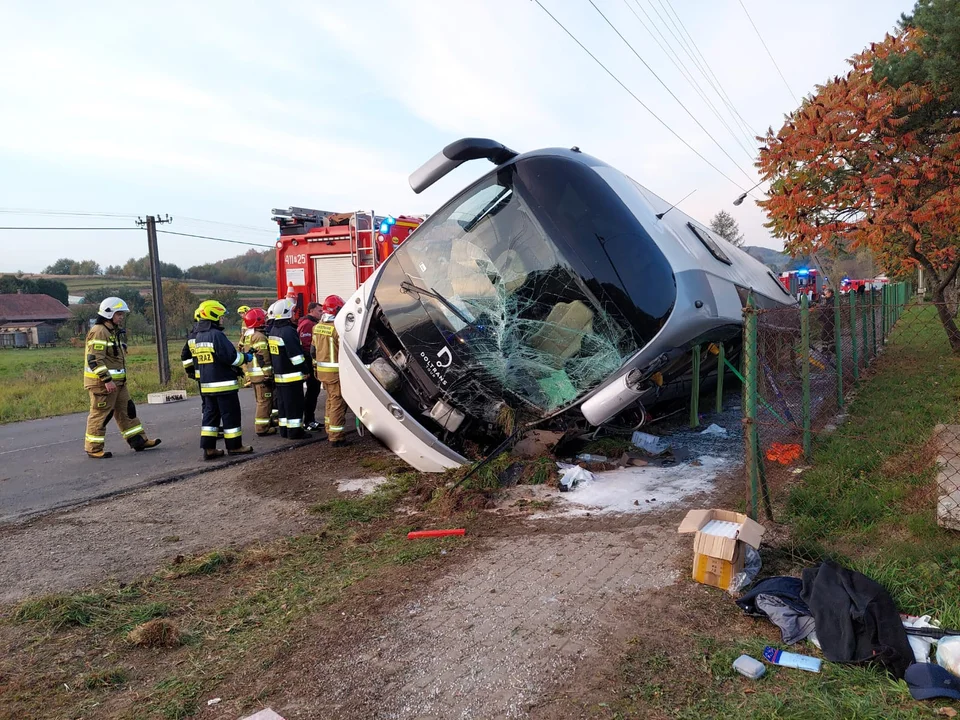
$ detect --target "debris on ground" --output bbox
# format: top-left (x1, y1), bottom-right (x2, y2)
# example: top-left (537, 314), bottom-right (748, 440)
top-left (512, 430), bottom-right (564, 458)
top-left (733, 654), bottom-right (766, 679)
top-left (677, 509), bottom-right (765, 590)
top-left (763, 646), bottom-right (822, 673)
top-left (240, 710), bottom-right (286, 720)
top-left (557, 463), bottom-right (595, 492)
top-left (337, 476), bottom-right (389, 495)
top-left (631, 430), bottom-right (671, 455)
top-left (700, 423), bottom-right (728, 436)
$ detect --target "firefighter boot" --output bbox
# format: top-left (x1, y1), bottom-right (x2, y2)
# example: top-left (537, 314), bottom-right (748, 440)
top-left (204, 448), bottom-right (225, 461)
top-left (129, 436), bottom-right (162, 452)
top-left (257, 427), bottom-right (277, 437)
top-left (87, 450), bottom-right (113, 459)
top-left (228, 445), bottom-right (254, 455)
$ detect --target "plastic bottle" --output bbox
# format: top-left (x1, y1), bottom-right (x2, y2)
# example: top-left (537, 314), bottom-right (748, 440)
top-left (576, 453), bottom-right (608, 463)
top-left (763, 646), bottom-right (822, 673)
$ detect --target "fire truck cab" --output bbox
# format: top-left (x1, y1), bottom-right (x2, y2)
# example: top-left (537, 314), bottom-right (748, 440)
top-left (273, 207), bottom-right (422, 315)
top-left (779, 268), bottom-right (823, 301)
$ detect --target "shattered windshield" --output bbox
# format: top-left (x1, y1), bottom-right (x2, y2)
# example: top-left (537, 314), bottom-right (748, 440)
top-left (382, 155), bottom-right (675, 414)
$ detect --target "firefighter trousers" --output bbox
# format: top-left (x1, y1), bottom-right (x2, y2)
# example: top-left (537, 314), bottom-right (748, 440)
top-left (303, 374), bottom-right (322, 425)
top-left (276, 380), bottom-right (306, 439)
top-left (322, 376), bottom-right (346, 443)
top-left (85, 383), bottom-right (147, 453)
top-left (201, 391), bottom-right (244, 451)
top-left (253, 381), bottom-right (275, 435)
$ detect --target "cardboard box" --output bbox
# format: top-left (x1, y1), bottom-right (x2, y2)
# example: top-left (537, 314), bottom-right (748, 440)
top-left (677, 509), bottom-right (765, 590)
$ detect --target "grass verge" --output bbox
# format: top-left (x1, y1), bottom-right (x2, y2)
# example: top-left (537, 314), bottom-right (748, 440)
top-left (604, 305), bottom-right (960, 719)
top-left (0, 466), bottom-right (465, 719)
top-left (0, 341), bottom-right (197, 423)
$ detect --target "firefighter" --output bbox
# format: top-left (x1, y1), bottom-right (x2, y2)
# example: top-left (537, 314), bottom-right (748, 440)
top-left (298, 301), bottom-right (323, 431)
top-left (84, 297), bottom-right (161, 459)
top-left (242, 307), bottom-right (277, 436)
top-left (265, 301), bottom-right (280, 426)
top-left (181, 307), bottom-right (225, 440)
top-left (269, 298), bottom-right (311, 440)
top-left (194, 300), bottom-right (254, 459)
top-left (237, 305), bottom-right (252, 387)
top-left (312, 294), bottom-right (347, 446)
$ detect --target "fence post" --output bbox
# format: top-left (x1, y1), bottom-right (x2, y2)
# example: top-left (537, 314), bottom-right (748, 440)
top-left (870, 288), bottom-right (877, 358)
top-left (690, 344), bottom-right (701, 428)
top-left (882, 285), bottom-right (888, 340)
top-left (800, 294), bottom-right (811, 459)
top-left (715, 342), bottom-right (725, 414)
top-left (744, 295), bottom-right (760, 520)
top-left (850, 290), bottom-right (859, 382)
top-left (861, 291), bottom-right (869, 363)
top-left (835, 290), bottom-right (844, 407)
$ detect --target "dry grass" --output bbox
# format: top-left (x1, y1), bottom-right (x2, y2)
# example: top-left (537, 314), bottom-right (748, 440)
top-left (127, 618), bottom-right (182, 648)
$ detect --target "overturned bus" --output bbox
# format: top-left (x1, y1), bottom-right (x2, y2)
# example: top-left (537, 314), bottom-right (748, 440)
top-left (335, 139), bottom-right (795, 472)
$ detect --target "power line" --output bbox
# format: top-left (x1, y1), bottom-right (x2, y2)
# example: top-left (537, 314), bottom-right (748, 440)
top-left (176, 215), bottom-right (276, 235)
top-left (643, 0), bottom-right (757, 148)
top-left (0, 226), bottom-right (136, 230)
top-left (0, 208), bottom-right (138, 219)
top-left (158, 230), bottom-right (274, 248)
top-left (620, 0), bottom-right (757, 161)
top-left (660, 0), bottom-right (760, 141)
top-left (531, 0), bottom-right (747, 191)
top-left (589, 0), bottom-right (754, 182)
top-left (737, 0), bottom-right (799, 104)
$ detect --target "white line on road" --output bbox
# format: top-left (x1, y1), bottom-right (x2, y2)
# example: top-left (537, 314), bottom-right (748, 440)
top-left (0, 439), bottom-right (78, 455)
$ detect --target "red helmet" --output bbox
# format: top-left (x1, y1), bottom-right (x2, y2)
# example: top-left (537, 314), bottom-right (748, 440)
top-left (321, 294), bottom-right (345, 315)
top-left (243, 307), bottom-right (267, 328)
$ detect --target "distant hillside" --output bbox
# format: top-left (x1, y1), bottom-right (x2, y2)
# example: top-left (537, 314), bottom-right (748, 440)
top-left (744, 245), bottom-right (789, 271)
top-left (187, 249), bottom-right (274, 288)
top-left (23, 275), bottom-right (275, 307)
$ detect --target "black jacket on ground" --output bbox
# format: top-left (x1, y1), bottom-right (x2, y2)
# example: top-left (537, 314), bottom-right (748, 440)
top-left (800, 560), bottom-right (913, 678)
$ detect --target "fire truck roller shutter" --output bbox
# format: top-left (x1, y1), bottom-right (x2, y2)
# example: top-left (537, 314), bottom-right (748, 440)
top-left (313, 255), bottom-right (359, 307)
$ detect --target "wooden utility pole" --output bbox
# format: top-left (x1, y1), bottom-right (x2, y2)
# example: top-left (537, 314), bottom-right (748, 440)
top-left (137, 214), bottom-right (173, 385)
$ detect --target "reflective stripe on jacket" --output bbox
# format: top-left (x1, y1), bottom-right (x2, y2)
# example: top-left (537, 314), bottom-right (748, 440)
top-left (311, 321), bottom-right (340, 376)
top-left (83, 321), bottom-right (126, 389)
top-left (195, 320), bottom-right (244, 394)
top-left (269, 319), bottom-right (307, 383)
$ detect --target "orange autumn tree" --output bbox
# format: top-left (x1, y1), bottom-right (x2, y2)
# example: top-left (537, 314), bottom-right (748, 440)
top-left (758, 31), bottom-right (960, 350)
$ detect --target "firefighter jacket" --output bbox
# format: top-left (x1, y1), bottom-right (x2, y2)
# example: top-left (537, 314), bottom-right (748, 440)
top-left (194, 320), bottom-right (246, 394)
top-left (242, 328), bottom-right (273, 383)
top-left (84, 319), bottom-right (128, 390)
top-left (269, 319), bottom-right (308, 385)
top-left (180, 322), bottom-right (201, 381)
top-left (311, 320), bottom-right (340, 379)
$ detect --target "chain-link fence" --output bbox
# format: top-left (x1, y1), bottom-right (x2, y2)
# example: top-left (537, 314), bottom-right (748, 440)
top-left (739, 282), bottom-right (960, 558)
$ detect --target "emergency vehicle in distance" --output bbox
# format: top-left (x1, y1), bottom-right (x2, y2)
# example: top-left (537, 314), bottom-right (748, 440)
top-left (778, 268), bottom-right (823, 301)
top-left (840, 276), bottom-right (889, 294)
top-left (273, 208), bottom-right (423, 318)
top-left (334, 138), bottom-right (797, 472)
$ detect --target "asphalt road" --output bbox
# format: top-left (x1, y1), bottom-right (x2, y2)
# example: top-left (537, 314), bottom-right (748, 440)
top-left (0, 390), bottom-right (327, 522)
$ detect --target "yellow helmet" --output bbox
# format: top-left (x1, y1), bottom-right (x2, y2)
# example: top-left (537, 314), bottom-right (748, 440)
top-left (197, 300), bottom-right (227, 322)
top-left (237, 305), bottom-right (250, 315)
top-left (194, 306), bottom-right (203, 321)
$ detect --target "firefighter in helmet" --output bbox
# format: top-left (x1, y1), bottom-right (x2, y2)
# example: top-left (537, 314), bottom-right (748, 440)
top-left (194, 300), bottom-right (254, 459)
top-left (241, 307), bottom-right (276, 436)
top-left (269, 298), bottom-right (311, 440)
top-left (311, 294), bottom-right (347, 446)
top-left (84, 297), bottom-right (161, 458)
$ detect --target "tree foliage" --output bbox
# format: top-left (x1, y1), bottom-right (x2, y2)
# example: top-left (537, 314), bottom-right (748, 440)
top-left (43, 258), bottom-right (103, 275)
top-left (708, 210), bottom-right (745, 247)
top-left (209, 287), bottom-right (242, 328)
top-left (757, 30), bottom-right (960, 349)
top-left (156, 281), bottom-right (199, 338)
top-left (81, 286), bottom-right (147, 315)
top-left (0, 274), bottom-right (69, 305)
top-left (188, 249), bottom-right (275, 288)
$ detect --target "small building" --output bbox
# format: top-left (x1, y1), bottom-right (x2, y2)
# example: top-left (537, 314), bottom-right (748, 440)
top-left (0, 293), bottom-right (71, 348)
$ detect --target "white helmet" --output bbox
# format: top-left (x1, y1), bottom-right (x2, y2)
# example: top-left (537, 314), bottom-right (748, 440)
top-left (266, 300), bottom-right (279, 320)
top-left (98, 297), bottom-right (130, 319)
top-left (274, 298), bottom-right (295, 321)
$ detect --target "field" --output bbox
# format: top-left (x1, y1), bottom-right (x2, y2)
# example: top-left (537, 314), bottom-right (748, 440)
top-left (0, 342), bottom-right (197, 424)
top-left (23, 274), bottom-right (276, 307)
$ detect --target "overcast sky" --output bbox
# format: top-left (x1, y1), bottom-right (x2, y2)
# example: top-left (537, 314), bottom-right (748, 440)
top-left (0, 0), bottom-right (912, 273)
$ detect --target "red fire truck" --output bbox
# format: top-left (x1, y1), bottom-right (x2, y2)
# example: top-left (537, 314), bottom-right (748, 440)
top-left (273, 208), bottom-right (422, 316)
top-left (778, 268), bottom-right (823, 301)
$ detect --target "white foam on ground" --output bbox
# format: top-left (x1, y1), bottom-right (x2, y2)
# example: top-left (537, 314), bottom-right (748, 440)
top-left (337, 476), bottom-right (389, 495)
top-left (535, 455), bottom-right (729, 517)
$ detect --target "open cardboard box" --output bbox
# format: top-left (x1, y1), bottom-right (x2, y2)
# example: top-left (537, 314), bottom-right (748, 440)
top-left (677, 509), bottom-right (765, 590)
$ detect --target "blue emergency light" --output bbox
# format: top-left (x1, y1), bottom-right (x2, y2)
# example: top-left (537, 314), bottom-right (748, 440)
top-left (797, 268), bottom-right (809, 275)
top-left (379, 216), bottom-right (397, 234)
